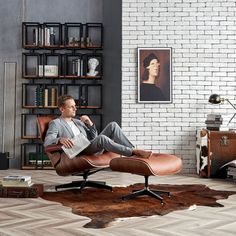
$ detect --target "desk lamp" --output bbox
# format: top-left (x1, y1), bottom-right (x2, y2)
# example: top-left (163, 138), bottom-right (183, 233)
top-left (208, 94), bottom-right (236, 125)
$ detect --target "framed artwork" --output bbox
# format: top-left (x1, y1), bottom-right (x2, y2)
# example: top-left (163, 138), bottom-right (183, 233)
top-left (138, 47), bottom-right (172, 103)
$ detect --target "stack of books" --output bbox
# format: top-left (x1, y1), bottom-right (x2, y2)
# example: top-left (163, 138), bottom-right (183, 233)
top-left (227, 166), bottom-right (236, 181)
top-left (28, 152), bottom-right (51, 166)
top-left (0, 177), bottom-right (43, 198)
top-left (72, 58), bottom-right (83, 76)
top-left (205, 114), bottom-right (223, 131)
top-left (1, 175), bottom-right (33, 187)
top-left (35, 87), bottom-right (57, 107)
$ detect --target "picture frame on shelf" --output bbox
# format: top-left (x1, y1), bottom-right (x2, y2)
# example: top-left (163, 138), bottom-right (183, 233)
top-left (138, 47), bottom-right (172, 103)
top-left (38, 65), bottom-right (58, 77)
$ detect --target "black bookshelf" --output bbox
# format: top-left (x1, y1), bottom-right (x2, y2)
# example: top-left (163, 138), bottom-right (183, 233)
top-left (21, 22), bottom-right (104, 169)
top-left (22, 22), bottom-right (103, 50)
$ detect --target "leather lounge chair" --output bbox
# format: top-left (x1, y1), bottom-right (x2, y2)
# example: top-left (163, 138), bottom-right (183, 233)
top-left (37, 116), bottom-right (118, 191)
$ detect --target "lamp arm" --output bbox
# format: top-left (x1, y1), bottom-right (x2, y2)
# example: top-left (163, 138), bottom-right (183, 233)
top-left (225, 99), bottom-right (236, 125)
top-left (228, 113), bottom-right (236, 125)
top-left (225, 99), bottom-right (236, 110)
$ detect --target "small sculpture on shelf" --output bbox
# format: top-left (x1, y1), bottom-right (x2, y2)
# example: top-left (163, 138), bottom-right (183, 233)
top-left (79, 96), bottom-right (87, 106)
top-left (68, 37), bottom-right (79, 47)
top-left (87, 58), bottom-right (99, 76)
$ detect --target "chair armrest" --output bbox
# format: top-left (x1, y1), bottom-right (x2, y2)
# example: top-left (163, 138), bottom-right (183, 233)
top-left (45, 144), bottom-right (62, 153)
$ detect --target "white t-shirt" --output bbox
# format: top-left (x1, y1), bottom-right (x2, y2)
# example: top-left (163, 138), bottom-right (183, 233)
top-left (67, 120), bottom-right (81, 137)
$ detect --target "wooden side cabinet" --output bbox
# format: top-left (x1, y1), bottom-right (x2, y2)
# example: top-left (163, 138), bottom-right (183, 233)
top-left (196, 129), bottom-right (236, 178)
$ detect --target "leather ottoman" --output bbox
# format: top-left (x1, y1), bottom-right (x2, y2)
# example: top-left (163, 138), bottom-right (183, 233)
top-left (110, 153), bottom-right (182, 204)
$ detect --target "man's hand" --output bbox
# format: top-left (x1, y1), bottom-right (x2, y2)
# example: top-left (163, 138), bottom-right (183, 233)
top-left (80, 115), bottom-right (93, 126)
top-left (59, 137), bottom-right (74, 148)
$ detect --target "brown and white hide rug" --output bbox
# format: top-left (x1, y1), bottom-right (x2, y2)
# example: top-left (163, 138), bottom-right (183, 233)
top-left (42, 184), bottom-right (236, 228)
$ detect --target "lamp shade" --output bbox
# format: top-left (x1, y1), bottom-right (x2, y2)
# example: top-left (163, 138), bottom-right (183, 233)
top-left (208, 94), bottom-right (222, 104)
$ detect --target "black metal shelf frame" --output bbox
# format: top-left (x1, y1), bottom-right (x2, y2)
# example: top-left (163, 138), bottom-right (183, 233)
top-left (21, 21), bottom-right (104, 169)
top-left (22, 22), bottom-right (103, 49)
top-left (22, 52), bottom-right (103, 78)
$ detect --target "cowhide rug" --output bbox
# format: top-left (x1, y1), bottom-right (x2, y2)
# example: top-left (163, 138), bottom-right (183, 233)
top-left (42, 184), bottom-right (236, 228)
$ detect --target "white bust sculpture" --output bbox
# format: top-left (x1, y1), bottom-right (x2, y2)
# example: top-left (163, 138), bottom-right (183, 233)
top-left (87, 58), bottom-right (99, 76)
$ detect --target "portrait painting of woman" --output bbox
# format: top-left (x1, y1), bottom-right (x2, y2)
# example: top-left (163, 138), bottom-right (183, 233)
top-left (138, 48), bottom-right (172, 103)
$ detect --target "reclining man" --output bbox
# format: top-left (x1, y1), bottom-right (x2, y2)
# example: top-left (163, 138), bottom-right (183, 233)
top-left (44, 95), bottom-right (152, 158)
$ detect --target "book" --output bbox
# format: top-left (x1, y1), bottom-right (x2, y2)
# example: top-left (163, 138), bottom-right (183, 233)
top-left (29, 160), bottom-right (51, 166)
top-left (29, 152), bottom-right (49, 161)
top-left (50, 87), bottom-right (57, 106)
top-left (39, 27), bottom-right (44, 46)
top-left (2, 181), bottom-right (33, 187)
top-left (32, 28), bottom-right (38, 45)
top-left (227, 166), bottom-right (236, 175)
top-left (2, 175), bottom-right (32, 187)
top-left (72, 58), bottom-right (81, 76)
top-left (3, 175), bottom-right (31, 182)
top-left (77, 59), bottom-right (81, 76)
top-left (62, 133), bottom-right (90, 159)
top-left (35, 87), bottom-right (44, 107)
top-left (0, 184), bottom-right (44, 198)
top-left (28, 152), bottom-right (51, 166)
top-left (45, 27), bottom-right (50, 46)
top-left (49, 27), bottom-right (55, 45)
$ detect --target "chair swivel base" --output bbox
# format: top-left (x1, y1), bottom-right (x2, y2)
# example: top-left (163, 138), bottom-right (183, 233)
top-left (55, 180), bottom-right (112, 192)
top-left (122, 176), bottom-right (170, 204)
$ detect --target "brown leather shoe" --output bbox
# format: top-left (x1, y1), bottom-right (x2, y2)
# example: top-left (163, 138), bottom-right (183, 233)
top-left (132, 149), bottom-right (152, 158)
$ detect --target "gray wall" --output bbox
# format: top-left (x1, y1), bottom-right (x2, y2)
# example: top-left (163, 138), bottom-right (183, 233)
top-left (0, 0), bottom-right (121, 168)
top-left (23, 0), bottom-right (103, 22)
top-left (103, 0), bottom-right (122, 125)
top-left (0, 0), bottom-right (22, 168)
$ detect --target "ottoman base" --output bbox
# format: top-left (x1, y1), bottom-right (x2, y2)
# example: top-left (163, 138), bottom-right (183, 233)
top-left (122, 175), bottom-right (170, 204)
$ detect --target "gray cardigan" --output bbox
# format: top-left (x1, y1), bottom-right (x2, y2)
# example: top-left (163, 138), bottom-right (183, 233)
top-left (44, 117), bottom-right (98, 147)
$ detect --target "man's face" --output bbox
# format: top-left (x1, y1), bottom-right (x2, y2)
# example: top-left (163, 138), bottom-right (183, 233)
top-left (60, 99), bottom-right (77, 118)
top-left (147, 59), bottom-right (160, 77)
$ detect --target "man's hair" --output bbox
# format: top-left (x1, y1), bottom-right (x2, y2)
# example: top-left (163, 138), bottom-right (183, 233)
top-left (142, 53), bottom-right (160, 82)
top-left (143, 53), bottom-right (159, 68)
top-left (57, 94), bottom-right (74, 108)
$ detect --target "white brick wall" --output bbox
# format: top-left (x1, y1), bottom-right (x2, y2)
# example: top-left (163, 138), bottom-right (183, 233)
top-left (122, 0), bottom-right (236, 173)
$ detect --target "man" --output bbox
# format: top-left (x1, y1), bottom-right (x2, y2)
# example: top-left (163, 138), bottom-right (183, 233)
top-left (44, 95), bottom-right (152, 158)
top-left (140, 53), bottom-right (166, 102)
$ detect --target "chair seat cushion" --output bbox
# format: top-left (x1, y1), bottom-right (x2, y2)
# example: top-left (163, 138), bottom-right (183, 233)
top-left (49, 151), bottom-right (119, 176)
top-left (110, 153), bottom-right (182, 176)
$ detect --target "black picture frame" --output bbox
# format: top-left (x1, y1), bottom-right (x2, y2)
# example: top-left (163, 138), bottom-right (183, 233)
top-left (138, 47), bottom-right (172, 103)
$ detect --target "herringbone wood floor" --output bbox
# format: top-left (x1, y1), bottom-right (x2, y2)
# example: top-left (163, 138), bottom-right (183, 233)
top-left (0, 169), bottom-right (236, 236)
